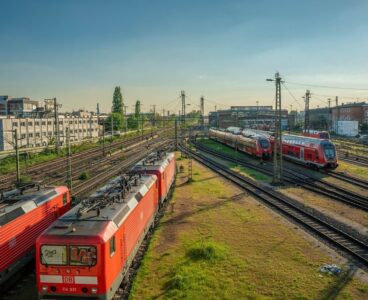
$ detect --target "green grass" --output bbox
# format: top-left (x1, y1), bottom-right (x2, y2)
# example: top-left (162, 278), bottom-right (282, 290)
top-left (231, 164), bottom-right (272, 183)
top-left (196, 138), bottom-right (272, 183)
top-left (197, 138), bottom-right (248, 160)
top-left (129, 157), bottom-right (368, 300)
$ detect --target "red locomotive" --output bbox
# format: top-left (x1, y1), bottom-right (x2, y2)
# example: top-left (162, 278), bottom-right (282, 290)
top-left (36, 152), bottom-right (176, 300)
top-left (0, 185), bottom-right (70, 285)
top-left (209, 128), bottom-right (272, 159)
top-left (303, 130), bottom-right (330, 140)
top-left (132, 151), bottom-right (176, 205)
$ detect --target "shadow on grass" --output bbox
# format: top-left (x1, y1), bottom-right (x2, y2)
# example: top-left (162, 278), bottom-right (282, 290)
top-left (160, 192), bottom-right (246, 226)
top-left (319, 263), bottom-right (357, 300)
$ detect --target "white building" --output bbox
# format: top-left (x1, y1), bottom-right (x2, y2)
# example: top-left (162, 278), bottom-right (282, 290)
top-left (0, 115), bottom-right (100, 151)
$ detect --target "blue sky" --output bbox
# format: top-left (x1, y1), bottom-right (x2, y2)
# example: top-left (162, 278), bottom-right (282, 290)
top-left (1, 0), bottom-right (368, 113)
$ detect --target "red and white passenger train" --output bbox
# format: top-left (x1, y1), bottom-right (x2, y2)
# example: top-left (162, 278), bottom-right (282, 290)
top-left (0, 185), bottom-right (70, 285)
top-left (209, 128), bottom-right (337, 169)
top-left (36, 151), bottom-right (176, 300)
top-left (277, 134), bottom-right (337, 169)
top-left (209, 128), bottom-right (272, 159)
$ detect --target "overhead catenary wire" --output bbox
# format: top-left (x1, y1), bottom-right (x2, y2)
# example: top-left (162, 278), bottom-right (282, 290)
top-left (285, 81), bottom-right (368, 91)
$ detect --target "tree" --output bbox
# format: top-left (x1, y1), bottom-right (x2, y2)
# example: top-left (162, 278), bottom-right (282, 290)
top-left (106, 113), bottom-right (123, 131)
top-left (112, 86), bottom-right (123, 115)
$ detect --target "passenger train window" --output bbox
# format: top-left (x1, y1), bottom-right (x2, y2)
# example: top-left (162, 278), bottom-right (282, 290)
top-left (110, 236), bottom-right (116, 257)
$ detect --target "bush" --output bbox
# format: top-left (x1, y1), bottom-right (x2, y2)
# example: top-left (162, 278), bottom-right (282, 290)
top-left (78, 171), bottom-right (89, 180)
top-left (186, 241), bottom-right (227, 262)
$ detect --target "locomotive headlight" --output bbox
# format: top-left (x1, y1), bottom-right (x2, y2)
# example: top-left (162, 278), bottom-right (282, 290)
top-left (42, 286), bottom-right (48, 292)
top-left (91, 287), bottom-right (98, 294)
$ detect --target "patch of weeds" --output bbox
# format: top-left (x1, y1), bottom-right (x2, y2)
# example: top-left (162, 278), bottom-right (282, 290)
top-left (19, 175), bottom-right (32, 184)
top-left (186, 240), bottom-right (228, 262)
top-left (78, 171), bottom-right (89, 180)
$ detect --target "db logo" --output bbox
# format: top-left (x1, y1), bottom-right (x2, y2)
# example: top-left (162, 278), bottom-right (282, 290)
top-left (63, 276), bottom-right (74, 284)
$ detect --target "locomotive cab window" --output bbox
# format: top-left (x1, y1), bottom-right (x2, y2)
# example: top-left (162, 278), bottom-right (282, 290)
top-left (110, 236), bottom-right (116, 257)
top-left (63, 193), bottom-right (67, 205)
top-left (70, 246), bottom-right (97, 266)
top-left (41, 245), bottom-right (67, 266)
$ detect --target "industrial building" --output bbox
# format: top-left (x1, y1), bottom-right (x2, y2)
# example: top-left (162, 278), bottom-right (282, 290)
top-left (331, 102), bottom-right (368, 134)
top-left (0, 96), bottom-right (41, 117)
top-left (209, 106), bottom-right (289, 130)
top-left (0, 115), bottom-right (100, 151)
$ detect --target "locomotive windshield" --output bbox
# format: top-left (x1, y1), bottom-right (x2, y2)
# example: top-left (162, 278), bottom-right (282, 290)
top-left (41, 245), bottom-right (67, 265)
top-left (40, 245), bottom-right (96, 266)
top-left (70, 245), bottom-right (97, 266)
top-left (322, 142), bottom-right (336, 159)
top-left (259, 139), bottom-right (269, 149)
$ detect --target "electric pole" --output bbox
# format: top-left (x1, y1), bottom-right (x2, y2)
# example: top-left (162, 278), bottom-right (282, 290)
top-left (267, 72), bottom-right (283, 185)
top-left (328, 98), bottom-right (331, 108)
top-left (175, 119), bottom-right (178, 149)
top-left (304, 90), bottom-right (311, 134)
top-left (102, 121), bottom-right (106, 156)
top-left (124, 105), bottom-right (128, 133)
top-left (111, 112), bottom-right (114, 143)
top-left (53, 98), bottom-right (61, 154)
top-left (335, 96), bottom-right (338, 107)
top-left (162, 109), bottom-right (165, 127)
top-left (151, 105), bottom-right (156, 127)
top-left (181, 90), bottom-right (186, 127)
top-left (256, 100), bottom-right (259, 129)
top-left (14, 129), bottom-right (20, 185)
top-left (66, 127), bottom-right (72, 193)
top-left (200, 96), bottom-right (204, 129)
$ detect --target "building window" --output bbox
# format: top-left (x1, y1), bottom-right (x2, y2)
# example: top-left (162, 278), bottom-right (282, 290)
top-left (42, 121), bottom-right (46, 125)
top-left (42, 132), bottom-right (47, 136)
top-left (21, 134), bottom-right (26, 139)
top-left (110, 236), bottom-right (115, 256)
top-left (13, 122), bottom-right (18, 127)
top-left (35, 121), bottom-right (40, 126)
top-left (21, 122), bottom-right (26, 126)
top-left (35, 132), bottom-right (40, 137)
top-left (28, 133), bottom-right (33, 137)
top-left (47, 121), bottom-right (52, 125)
top-left (28, 122), bottom-right (33, 126)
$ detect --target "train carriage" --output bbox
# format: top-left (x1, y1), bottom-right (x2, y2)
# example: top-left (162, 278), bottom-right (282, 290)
top-left (280, 134), bottom-right (337, 169)
top-left (0, 186), bottom-right (70, 285)
top-left (208, 128), bottom-right (271, 159)
top-left (36, 152), bottom-right (176, 300)
top-left (132, 151), bottom-right (176, 205)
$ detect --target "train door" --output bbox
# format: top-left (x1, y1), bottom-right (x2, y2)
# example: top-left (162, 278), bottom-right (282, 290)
top-left (300, 148), bottom-right (304, 160)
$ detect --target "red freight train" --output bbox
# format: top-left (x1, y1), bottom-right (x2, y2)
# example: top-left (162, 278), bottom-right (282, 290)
top-left (0, 186), bottom-right (70, 285)
top-left (36, 152), bottom-right (176, 300)
top-left (209, 128), bottom-right (272, 159)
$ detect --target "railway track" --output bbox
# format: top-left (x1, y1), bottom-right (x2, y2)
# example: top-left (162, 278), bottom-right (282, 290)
top-left (337, 152), bottom-right (368, 168)
top-left (192, 140), bottom-right (368, 211)
top-left (323, 170), bottom-right (368, 190)
top-left (0, 129), bottom-right (173, 191)
top-left (73, 139), bottom-right (172, 198)
top-left (180, 145), bottom-right (368, 268)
